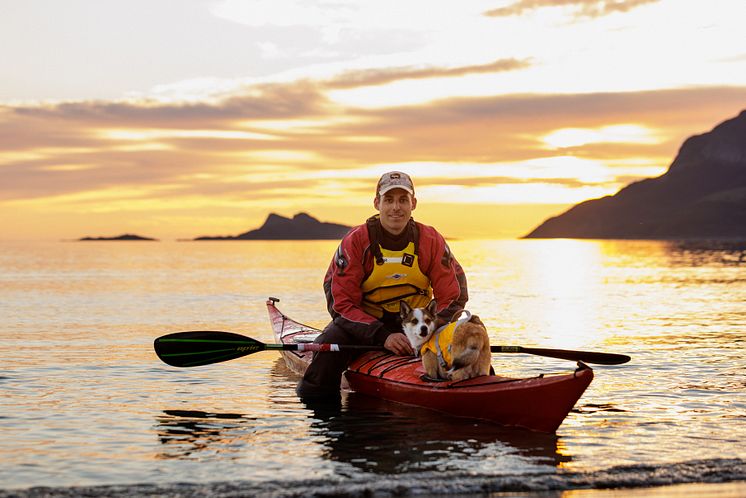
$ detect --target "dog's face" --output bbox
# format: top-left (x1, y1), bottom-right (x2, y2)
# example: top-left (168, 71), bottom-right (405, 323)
top-left (400, 300), bottom-right (438, 352)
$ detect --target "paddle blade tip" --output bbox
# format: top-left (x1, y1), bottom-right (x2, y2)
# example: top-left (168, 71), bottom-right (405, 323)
top-left (152, 330), bottom-right (266, 367)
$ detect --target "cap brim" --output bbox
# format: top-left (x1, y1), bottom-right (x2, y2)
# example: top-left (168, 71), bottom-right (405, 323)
top-left (378, 185), bottom-right (414, 196)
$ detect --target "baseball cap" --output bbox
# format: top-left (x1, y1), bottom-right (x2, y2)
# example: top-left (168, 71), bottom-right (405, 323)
top-left (376, 171), bottom-right (414, 196)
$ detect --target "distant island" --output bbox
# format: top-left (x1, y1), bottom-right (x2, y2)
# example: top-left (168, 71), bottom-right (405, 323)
top-left (79, 234), bottom-right (158, 241)
top-left (194, 213), bottom-right (352, 240)
top-left (525, 110), bottom-right (746, 239)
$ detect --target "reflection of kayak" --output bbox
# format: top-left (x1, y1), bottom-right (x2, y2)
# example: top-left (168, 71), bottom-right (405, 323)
top-left (268, 298), bottom-right (593, 433)
top-left (316, 391), bottom-right (568, 473)
top-left (269, 359), bottom-right (570, 473)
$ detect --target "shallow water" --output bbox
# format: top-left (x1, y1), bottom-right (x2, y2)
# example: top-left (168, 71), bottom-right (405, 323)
top-left (1, 239), bottom-right (745, 496)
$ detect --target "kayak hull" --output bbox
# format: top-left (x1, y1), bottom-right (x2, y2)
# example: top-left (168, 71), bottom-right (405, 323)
top-left (267, 298), bottom-right (592, 433)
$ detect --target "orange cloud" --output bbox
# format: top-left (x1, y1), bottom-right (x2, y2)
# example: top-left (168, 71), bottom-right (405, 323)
top-left (485, 0), bottom-right (659, 18)
top-left (325, 58), bottom-right (532, 89)
top-left (7, 81), bottom-right (330, 127)
top-left (2, 86), bottom-right (746, 204)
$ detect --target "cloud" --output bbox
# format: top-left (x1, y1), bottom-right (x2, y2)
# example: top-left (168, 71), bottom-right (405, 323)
top-left (325, 58), bottom-right (532, 89)
top-left (6, 81), bottom-right (330, 127)
top-left (321, 86), bottom-right (746, 166)
top-left (485, 0), bottom-right (659, 18)
top-left (3, 55), bottom-right (533, 132)
top-left (417, 175), bottom-right (592, 188)
top-left (716, 52), bottom-right (746, 64)
top-left (2, 82), bottom-right (745, 206)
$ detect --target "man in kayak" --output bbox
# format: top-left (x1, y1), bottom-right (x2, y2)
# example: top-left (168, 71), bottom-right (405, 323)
top-left (297, 171), bottom-right (469, 400)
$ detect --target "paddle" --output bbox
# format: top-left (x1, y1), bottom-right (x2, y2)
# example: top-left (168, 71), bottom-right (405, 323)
top-left (490, 346), bottom-right (630, 365)
top-left (154, 330), bottom-right (631, 367)
top-left (154, 331), bottom-right (386, 367)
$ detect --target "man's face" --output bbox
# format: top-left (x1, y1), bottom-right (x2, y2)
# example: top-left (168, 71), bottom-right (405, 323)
top-left (374, 188), bottom-right (417, 235)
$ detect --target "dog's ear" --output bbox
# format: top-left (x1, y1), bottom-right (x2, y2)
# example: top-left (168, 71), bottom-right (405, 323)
top-left (399, 300), bottom-right (412, 318)
top-left (426, 299), bottom-right (438, 315)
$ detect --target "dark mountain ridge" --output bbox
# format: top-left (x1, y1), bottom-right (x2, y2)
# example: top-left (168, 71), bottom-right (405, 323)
top-left (194, 213), bottom-right (351, 240)
top-left (524, 110), bottom-right (746, 239)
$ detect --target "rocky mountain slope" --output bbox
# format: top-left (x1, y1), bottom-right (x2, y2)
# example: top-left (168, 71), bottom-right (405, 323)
top-left (525, 111), bottom-right (746, 239)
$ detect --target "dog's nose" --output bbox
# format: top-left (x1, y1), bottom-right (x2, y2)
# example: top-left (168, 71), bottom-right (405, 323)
top-left (419, 326), bottom-right (429, 337)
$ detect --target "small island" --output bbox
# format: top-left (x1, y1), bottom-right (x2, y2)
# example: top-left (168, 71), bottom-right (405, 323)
top-left (194, 213), bottom-right (351, 240)
top-left (78, 234), bottom-right (158, 241)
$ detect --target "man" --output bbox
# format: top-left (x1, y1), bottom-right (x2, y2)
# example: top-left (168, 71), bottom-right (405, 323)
top-left (297, 171), bottom-right (469, 399)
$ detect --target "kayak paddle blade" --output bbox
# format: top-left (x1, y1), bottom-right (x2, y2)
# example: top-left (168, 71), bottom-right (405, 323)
top-left (521, 347), bottom-right (630, 365)
top-left (154, 331), bottom-right (266, 367)
top-left (491, 346), bottom-right (630, 365)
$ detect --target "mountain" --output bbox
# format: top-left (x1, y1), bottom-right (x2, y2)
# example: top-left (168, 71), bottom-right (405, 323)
top-left (79, 234), bottom-right (158, 241)
top-left (194, 213), bottom-right (352, 240)
top-left (524, 110), bottom-right (746, 239)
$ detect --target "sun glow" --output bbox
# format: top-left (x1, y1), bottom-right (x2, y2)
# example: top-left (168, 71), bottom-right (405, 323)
top-left (246, 116), bottom-right (364, 133)
top-left (421, 183), bottom-right (614, 205)
top-left (542, 124), bottom-right (659, 149)
top-left (40, 164), bottom-right (98, 172)
top-left (520, 240), bottom-right (604, 347)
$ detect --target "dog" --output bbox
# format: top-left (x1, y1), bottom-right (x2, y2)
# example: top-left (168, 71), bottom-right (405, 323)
top-left (400, 299), bottom-right (438, 356)
top-left (400, 300), bottom-right (491, 381)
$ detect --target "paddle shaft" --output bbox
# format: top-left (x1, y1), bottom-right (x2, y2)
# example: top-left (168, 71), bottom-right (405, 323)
top-left (271, 343), bottom-right (628, 365)
top-left (154, 330), bottom-right (629, 367)
top-left (268, 343), bottom-right (385, 353)
top-left (221, 342), bottom-right (628, 365)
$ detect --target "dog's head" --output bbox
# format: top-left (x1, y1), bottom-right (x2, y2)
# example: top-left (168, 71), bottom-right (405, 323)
top-left (400, 300), bottom-right (438, 351)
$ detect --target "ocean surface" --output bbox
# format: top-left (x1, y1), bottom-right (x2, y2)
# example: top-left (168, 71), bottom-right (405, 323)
top-left (1, 239), bottom-right (745, 497)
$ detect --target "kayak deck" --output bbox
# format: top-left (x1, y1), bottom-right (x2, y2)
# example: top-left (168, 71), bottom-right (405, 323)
top-left (267, 297), bottom-right (593, 433)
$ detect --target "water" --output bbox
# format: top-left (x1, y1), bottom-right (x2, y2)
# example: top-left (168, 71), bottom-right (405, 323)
top-left (1, 239), bottom-right (745, 496)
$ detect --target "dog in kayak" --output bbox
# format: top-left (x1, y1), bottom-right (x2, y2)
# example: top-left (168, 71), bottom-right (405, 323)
top-left (400, 300), bottom-right (491, 381)
top-left (400, 299), bottom-right (439, 355)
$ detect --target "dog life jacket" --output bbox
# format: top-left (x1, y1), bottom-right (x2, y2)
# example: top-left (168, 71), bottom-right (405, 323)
top-left (419, 311), bottom-right (472, 370)
top-left (360, 241), bottom-right (433, 318)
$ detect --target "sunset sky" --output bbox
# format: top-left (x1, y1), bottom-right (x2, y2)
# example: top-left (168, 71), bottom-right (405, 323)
top-left (2, 0), bottom-right (746, 240)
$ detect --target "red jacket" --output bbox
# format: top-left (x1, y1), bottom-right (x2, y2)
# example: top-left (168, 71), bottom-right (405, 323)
top-left (323, 217), bottom-right (468, 345)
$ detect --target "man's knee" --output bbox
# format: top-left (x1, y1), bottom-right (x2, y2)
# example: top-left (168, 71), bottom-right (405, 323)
top-left (298, 322), bottom-right (355, 398)
top-left (314, 321), bottom-right (350, 344)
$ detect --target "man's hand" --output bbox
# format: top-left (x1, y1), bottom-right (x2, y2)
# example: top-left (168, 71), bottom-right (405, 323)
top-left (383, 332), bottom-right (414, 356)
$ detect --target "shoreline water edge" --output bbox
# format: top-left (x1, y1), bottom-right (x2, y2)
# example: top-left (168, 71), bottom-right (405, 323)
top-left (1, 462), bottom-right (745, 497)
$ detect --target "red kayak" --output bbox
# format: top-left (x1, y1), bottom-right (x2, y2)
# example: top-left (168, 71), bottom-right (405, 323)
top-left (267, 297), bottom-right (593, 433)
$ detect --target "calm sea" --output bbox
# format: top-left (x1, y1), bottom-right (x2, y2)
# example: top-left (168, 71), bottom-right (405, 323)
top-left (1, 239), bottom-right (745, 497)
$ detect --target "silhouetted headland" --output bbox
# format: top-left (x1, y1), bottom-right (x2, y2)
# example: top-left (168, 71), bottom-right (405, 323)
top-left (194, 213), bottom-right (351, 240)
top-left (78, 234), bottom-right (158, 241)
top-left (525, 110), bottom-right (746, 239)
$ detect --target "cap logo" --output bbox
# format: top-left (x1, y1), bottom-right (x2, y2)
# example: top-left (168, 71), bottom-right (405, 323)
top-left (377, 171), bottom-right (414, 196)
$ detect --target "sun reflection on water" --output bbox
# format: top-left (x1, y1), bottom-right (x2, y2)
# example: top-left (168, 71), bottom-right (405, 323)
top-left (516, 240), bottom-right (605, 349)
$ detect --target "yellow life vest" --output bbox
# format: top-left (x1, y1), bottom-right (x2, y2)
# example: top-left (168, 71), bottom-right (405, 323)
top-left (419, 320), bottom-right (456, 368)
top-left (361, 241), bottom-right (432, 317)
top-left (419, 311), bottom-right (472, 369)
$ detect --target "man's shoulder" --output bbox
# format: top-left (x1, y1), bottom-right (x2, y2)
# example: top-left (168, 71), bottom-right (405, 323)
top-left (340, 222), bottom-right (371, 245)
